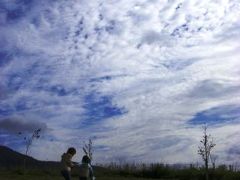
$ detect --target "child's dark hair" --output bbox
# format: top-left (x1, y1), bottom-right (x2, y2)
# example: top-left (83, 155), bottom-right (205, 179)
top-left (67, 147), bottom-right (76, 155)
top-left (82, 155), bottom-right (91, 164)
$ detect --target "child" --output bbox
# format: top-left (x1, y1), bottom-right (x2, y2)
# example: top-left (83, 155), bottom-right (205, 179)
top-left (61, 147), bottom-right (77, 180)
top-left (79, 155), bottom-right (94, 180)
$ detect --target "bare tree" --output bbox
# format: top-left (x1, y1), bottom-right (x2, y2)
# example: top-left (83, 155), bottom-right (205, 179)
top-left (83, 138), bottom-right (93, 162)
top-left (19, 128), bottom-right (41, 173)
top-left (198, 125), bottom-right (216, 180)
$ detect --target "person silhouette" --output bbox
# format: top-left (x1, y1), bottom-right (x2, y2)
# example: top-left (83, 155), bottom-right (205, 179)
top-left (79, 155), bottom-right (94, 180)
top-left (60, 147), bottom-right (77, 180)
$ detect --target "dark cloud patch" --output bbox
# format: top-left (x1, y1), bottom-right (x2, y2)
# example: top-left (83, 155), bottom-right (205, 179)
top-left (0, 84), bottom-right (8, 100)
top-left (142, 31), bottom-right (162, 44)
top-left (0, 51), bottom-right (12, 67)
top-left (228, 145), bottom-right (240, 155)
top-left (226, 145), bottom-right (240, 161)
top-left (0, 0), bottom-right (34, 22)
top-left (35, 84), bottom-right (81, 97)
top-left (0, 105), bottom-right (13, 116)
top-left (89, 74), bottom-right (127, 83)
top-left (188, 80), bottom-right (240, 99)
top-left (0, 118), bottom-right (47, 134)
top-left (161, 58), bottom-right (198, 71)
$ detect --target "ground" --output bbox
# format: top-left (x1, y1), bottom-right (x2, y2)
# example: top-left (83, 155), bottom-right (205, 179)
top-left (0, 174), bottom-right (176, 180)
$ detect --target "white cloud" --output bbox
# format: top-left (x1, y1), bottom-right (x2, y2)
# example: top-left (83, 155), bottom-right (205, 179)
top-left (0, 0), bottom-right (240, 164)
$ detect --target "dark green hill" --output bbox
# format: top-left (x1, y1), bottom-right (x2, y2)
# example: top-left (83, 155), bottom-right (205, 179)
top-left (0, 145), bottom-right (59, 169)
top-left (0, 145), bottom-right (36, 167)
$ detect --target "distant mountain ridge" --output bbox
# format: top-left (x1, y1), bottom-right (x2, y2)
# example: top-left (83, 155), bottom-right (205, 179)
top-left (0, 145), bottom-right (59, 168)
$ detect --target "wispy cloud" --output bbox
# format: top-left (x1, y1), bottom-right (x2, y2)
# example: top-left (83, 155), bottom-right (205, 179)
top-left (0, 0), bottom-right (240, 163)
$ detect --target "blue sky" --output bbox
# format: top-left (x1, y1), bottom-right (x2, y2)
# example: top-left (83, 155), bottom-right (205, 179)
top-left (0, 0), bottom-right (240, 164)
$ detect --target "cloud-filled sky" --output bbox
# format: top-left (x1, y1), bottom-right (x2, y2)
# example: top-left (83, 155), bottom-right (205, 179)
top-left (0, 0), bottom-right (240, 164)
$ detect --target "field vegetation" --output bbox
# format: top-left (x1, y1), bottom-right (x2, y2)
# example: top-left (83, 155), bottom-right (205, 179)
top-left (1, 162), bottom-right (240, 180)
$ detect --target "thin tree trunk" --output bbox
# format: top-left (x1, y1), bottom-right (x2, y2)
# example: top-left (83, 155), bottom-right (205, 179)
top-left (205, 162), bottom-right (209, 180)
top-left (205, 134), bottom-right (208, 180)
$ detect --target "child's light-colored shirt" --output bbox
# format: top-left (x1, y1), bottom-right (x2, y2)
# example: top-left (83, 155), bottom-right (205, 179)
top-left (61, 153), bottom-right (74, 171)
top-left (79, 163), bottom-right (94, 180)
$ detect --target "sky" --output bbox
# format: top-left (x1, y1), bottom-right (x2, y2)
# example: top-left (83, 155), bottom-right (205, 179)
top-left (0, 0), bottom-right (240, 165)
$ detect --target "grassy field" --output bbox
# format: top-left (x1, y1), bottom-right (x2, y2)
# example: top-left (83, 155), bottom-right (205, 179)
top-left (0, 168), bottom-right (179, 180)
top-left (0, 174), bottom-right (175, 180)
top-left (0, 171), bottom-right (177, 180)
